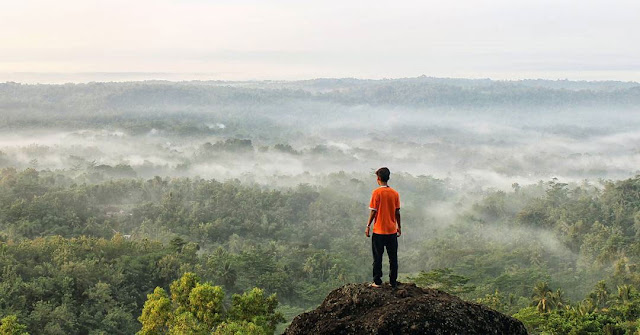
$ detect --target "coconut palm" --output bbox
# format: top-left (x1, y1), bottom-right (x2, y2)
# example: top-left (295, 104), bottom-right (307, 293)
top-left (532, 281), bottom-right (553, 313)
top-left (219, 260), bottom-right (237, 288)
top-left (589, 280), bottom-right (610, 309)
top-left (615, 284), bottom-right (633, 304)
top-left (578, 298), bottom-right (596, 316)
top-left (549, 289), bottom-right (567, 310)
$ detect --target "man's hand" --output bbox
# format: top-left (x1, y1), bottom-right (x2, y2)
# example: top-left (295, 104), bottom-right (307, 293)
top-left (397, 228), bottom-right (402, 237)
top-left (365, 225), bottom-right (371, 237)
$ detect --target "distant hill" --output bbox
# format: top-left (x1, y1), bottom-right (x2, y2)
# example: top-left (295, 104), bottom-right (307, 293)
top-left (2, 76), bottom-right (639, 114)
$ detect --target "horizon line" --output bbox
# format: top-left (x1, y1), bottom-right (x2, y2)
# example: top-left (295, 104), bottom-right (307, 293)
top-left (2, 72), bottom-right (639, 85)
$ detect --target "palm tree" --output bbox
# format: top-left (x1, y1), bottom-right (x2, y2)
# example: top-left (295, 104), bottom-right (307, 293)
top-left (578, 298), bottom-right (596, 316)
top-left (589, 280), bottom-right (610, 309)
top-left (532, 281), bottom-right (553, 313)
top-left (219, 260), bottom-right (237, 288)
top-left (616, 284), bottom-right (633, 304)
top-left (549, 289), bottom-right (567, 310)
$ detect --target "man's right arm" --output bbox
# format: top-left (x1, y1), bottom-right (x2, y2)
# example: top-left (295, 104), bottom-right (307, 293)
top-left (367, 191), bottom-right (379, 237)
top-left (366, 209), bottom-right (376, 237)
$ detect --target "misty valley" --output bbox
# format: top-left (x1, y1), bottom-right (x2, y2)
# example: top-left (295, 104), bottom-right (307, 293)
top-left (2, 77), bottom-right (640, 334)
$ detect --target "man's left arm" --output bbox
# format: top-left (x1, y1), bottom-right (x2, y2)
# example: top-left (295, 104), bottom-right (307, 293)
top-left (395, 208), bottom-right (401, 237)
top-left (395, 193), bottom-right (401, 236)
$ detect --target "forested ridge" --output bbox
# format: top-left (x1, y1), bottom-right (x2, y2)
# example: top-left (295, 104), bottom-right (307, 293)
top-left (2, 166), bottom-right (640, 333)
top-left (2, 78), bottom-right (639, 130)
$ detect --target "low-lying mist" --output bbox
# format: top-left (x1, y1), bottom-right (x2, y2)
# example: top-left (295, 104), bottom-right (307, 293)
top-left (2, 77), bottom-right (639, 302)
top-left (1, 108), bottom-right (639, 191)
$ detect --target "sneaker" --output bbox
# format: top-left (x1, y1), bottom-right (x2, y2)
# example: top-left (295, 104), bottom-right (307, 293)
top-left (391, 281), bottom-right (401, 289)
top-left (370, 282), bottom-right (382, 288)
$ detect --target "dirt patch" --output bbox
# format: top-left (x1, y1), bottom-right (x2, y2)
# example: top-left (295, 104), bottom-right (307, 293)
top-left (284, 282), bottom-right (527, 335)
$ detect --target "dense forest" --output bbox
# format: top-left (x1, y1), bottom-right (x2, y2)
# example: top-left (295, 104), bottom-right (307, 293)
top-left (2, 78), bottom-right (640, 334)
top-left (2, 167), bottom-right (640, 333)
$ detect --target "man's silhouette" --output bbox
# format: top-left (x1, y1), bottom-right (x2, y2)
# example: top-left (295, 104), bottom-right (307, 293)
top-left (365, 167), bottom-right (401, 288)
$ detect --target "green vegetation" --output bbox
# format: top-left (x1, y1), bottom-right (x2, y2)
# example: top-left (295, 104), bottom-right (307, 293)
top-left (409, 268), bottom-right (476, 295)
top-left (5, 164), bottom-right (640, 333)
top-left (511, 280), bottom-right (640, 334)
top-left (138, 272), bottom-right (283, 335)
top-left (407, 177), bottom-right (640, 333)
top-left (6, 169), bottom-right (640, 334)
top-left (0, 315), bottom-right (28, 335)
top-left (0, 167), bottom-right (368, 333)
top-left (2, 78), bottom-right (640, 334)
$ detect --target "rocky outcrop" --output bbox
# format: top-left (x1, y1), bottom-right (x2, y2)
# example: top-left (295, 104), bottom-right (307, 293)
top-left (284, 282), bottom-right (527, 335)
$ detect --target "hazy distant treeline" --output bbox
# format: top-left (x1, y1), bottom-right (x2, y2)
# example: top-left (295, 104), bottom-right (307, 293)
top-left (2, 77), bottom-right (640, 129)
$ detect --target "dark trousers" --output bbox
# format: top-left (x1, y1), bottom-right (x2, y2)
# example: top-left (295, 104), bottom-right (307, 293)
top-left (372, 233), bottom-right (398, 285)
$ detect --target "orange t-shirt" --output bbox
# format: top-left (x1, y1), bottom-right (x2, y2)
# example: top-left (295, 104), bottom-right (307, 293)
top-left (369, 186), bottom-right (400, 234)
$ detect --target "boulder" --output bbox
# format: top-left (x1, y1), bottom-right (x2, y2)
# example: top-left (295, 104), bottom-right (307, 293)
top-left (284, 282), bottom-right (527, 335)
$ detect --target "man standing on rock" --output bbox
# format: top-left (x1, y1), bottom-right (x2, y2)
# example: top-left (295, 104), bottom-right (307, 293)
top-left (365, 167), bottom-right (401, 288)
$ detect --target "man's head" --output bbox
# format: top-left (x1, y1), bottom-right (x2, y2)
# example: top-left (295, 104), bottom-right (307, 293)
top-left (376, 167), bottom-right (390, 184)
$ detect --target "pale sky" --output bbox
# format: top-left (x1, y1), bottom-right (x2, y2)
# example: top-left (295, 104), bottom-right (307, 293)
top-left (1, 0), bottom-right (639, 82)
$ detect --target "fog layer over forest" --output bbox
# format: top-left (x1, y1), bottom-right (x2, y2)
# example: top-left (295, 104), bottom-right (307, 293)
top-left (2, 77), bottom-right (640, 333)
top-left (2, 77), bottom-right (640, 189)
